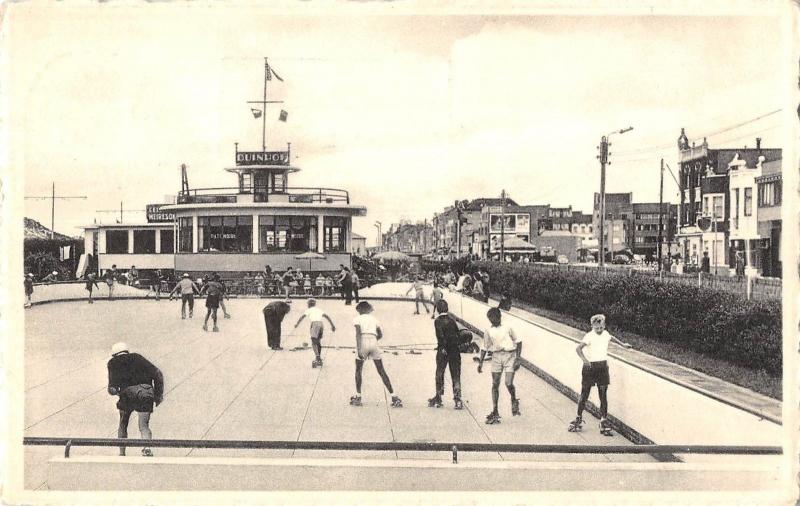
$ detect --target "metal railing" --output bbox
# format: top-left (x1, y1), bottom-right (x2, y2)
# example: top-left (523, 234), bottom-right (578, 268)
top-left (177, 187), bottom-right (350, 205)
top-left (23, 437), bottom-right (781, 463)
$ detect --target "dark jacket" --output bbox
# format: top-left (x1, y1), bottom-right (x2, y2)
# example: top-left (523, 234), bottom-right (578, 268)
top-left (107, 352), bottom-right (164, 402)
top-left (263, 301), bottom-right (292, 320)
top-left (434, 314), bottom-right (461, 353)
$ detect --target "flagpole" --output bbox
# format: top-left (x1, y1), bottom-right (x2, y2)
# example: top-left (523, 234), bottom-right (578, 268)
top-left (262, 58), bottom-right (268, 152)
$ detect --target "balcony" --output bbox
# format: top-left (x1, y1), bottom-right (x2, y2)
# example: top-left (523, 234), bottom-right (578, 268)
top-left (177, 187), bottom-right (350, 205)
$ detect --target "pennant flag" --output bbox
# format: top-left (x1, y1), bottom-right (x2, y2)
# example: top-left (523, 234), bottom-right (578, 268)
top-left (266, 63), bottom-right (284, 82)
top-left (251, 108), bottom-right (263, 119)
top-left (279, 110), bottom-right (288, 122)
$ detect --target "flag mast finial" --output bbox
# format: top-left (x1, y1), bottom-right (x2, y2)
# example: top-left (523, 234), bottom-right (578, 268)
top-left (262, 57), bottom-right (268, 152)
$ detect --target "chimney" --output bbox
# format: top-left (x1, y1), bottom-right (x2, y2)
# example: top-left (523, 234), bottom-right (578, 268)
top-left (756, 137), bottom-right (761, 150)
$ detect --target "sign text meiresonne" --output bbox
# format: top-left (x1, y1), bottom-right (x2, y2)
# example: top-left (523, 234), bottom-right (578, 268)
top-left (146, 204), bottom-right (175, 223)
top-left (236, 151), bottom-right (289, 166)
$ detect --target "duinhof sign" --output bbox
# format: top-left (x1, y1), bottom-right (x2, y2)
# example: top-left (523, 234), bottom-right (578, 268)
top-left (236, 151), bottom-right (289, 166)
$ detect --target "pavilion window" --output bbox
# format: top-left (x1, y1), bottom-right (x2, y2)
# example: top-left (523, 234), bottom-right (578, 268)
top-left (160, 229), bottom-right (175, 254)
top-left (324, 217), bottom-right (346, 253)
top-left (106, 230), bottom-right (129, 254)
top-left (199, 216), bottom-right (252, 252)
top-left (178, 217), bottom-right (192, 252)
top-left (133, 230), bottom-right (156, 254)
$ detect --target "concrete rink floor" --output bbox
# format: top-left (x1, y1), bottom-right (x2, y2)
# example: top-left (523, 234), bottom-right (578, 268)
top-left (24, 297), bottom-right (654, 490)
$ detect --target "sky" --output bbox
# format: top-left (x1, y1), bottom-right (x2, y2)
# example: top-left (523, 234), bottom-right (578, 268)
top-left (8, 3), bottom-right (793, 246)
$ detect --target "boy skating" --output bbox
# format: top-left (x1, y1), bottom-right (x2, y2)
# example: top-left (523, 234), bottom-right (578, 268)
top-left (168, 273), bottom-right (200, 319)
top-left (477, 308), bottom-right (522, 424)
top-left (200, 275), bottom-right (224, 332)
top-left (429, 282), bottom-right (444, 320)
top-left (428, 300), bottom-right (463, 410)
top-left (85, 273), bottom-right (100, 303)
top-left (351, 301), bottom-right (402, 407)
top-left (294, 298), bottom-right (336, 367)
top-left (568, 314), bottom-right (632, 436)
top-left (405, 277), bottom-right (429, 315)
top-left (107, 342), bottom-right (164, 457)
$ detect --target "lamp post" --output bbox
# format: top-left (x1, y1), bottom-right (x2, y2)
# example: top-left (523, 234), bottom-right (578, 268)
top-left (598, 126), bottom-right (633, 267)
top-left (374, 221), bottom-right (382, 250)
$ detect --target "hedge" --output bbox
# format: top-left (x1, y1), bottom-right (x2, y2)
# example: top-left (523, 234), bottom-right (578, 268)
top-left (422, 259), bottom-right (781, 376)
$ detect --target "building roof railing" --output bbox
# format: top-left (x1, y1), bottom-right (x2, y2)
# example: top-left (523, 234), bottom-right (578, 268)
top-left (176, 186), bottom-right (350, 205)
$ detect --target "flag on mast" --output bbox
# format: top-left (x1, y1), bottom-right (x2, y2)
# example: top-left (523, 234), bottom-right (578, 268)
top-left (251, 108), bottom-right (263, 118)
top-left (279, 110), bottom-right (288, 122)
top-left (266, 62), bottom-right (284, 82)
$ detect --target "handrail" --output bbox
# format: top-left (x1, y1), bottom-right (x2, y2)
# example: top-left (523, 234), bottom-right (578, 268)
top-left (23, 437), bottom-right (782, 460)
top-left (176, 186), bottom-right (351, 205)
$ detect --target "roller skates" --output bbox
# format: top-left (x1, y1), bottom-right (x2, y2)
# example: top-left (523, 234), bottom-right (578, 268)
top-left (213, 325), bottom-right (219, 332)
top-left (427, 396), bottom-right (443, 408)
top-left (141, 448), bottom-right (153, 457)
top-left (511, 398), bottom-right (521, 416)
top-left (600, 418), bottom-right (614, 437)
top-left (312, 358), bottom-right (323, 368)
top-left (349, 395), bottom-right (362, 406)
top-left (224, 313), bottom-right (231, 319)
top-left (567, 416), bottom-right (584, 432)
top-left (391, 395), bottom-right (403, 408)
top-left (485, 411), bottom-right (501, 424)
top-left (202, 324), bottom-right (208, 331)
top-left (454, 398), bottom-right (464, 410)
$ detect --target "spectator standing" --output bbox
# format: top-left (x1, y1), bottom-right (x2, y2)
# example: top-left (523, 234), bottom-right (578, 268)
top-left (351, 271), bottom-right (361, 303)
top-left (701, 251), bottom-right (711, 274)
top-left (255, 272), bottom-right (265, 296)
top-left (24, 273), bottom-right (34, 308)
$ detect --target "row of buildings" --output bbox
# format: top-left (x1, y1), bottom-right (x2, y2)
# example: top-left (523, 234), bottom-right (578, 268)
top-left (381, 131), bottom-right (783, 277)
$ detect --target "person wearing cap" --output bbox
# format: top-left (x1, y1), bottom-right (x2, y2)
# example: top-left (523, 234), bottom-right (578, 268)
top-left (85, 272), bottom-right (100, 304)
top-left (42, 270), bottom-right (59, 283)
top-left (263, 299), bottom-right (292, 350)
top-left (24, 273), bottom-right (34, 308)
top-left (107, 343), bottom-right (164, 457)
top-left (168, 273), bottom-right (200, 319)
top-left (294, 298), bottom-right (336, 367)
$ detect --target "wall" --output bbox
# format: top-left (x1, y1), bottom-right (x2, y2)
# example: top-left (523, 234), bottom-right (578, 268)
top-left (174, 253), bottom-right (351, 273)
top-left (441, 292), bottom-right (781, 450)
top-left (99, 254), bottom-right (175, 270)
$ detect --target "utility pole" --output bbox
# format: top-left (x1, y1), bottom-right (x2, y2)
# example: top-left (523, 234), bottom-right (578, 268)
top-left (657, 158), bottom-right (664, 270)
top-left (597, 126), bottom-right (633, 267)
top-left (25, 182), bottom-right (87, 239)
top-left (500, 189), bottom-right (507, 262)
top-left (95, 202), bottom-right (145, 223)
top-left (455, 200), bottom-right (463, 259)
top-left (374, 221), bottom-right (382, 249)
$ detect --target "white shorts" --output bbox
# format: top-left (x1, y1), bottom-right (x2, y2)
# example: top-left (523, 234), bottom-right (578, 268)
top-left (491, 350), bottom-right (516, 373)
top-left (359, 335), bottom-right (382, 360)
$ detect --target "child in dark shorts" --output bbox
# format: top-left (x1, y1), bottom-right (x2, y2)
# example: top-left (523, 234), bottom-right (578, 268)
top-left (569, 314), bottom-right (632, 435)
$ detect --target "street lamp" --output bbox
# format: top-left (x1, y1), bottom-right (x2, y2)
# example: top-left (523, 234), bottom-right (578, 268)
top-left (598, 126), bottom-right (633, 267)
top-left (374, 221), bottom-right (382, 249)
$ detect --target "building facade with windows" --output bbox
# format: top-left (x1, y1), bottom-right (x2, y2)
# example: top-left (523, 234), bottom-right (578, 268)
top-left (631, 203), bottom-right (678, 259)
top-left (676, 131), bottom-right (780, 270)
top-left (756, 157), bottom-right (782, 277)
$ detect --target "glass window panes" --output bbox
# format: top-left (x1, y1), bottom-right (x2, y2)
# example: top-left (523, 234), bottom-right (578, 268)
top-left (106, 230), bottom-right (129, 254)
top-left (133, 230), bottom-right (156, 254)
top-left (160, 229), bottom-right (175, 254)
top-left (179, 217), bottom-right (192, 252)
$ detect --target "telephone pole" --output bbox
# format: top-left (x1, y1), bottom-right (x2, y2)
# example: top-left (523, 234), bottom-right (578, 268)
top-left (597, 126), bottom-right (633, 267)
top-left (25, 182), bottom-right (87, 239)
top-left (657, 158), bottom-right (665, 269)
top-left (500, 189), bottom-right (507, 262)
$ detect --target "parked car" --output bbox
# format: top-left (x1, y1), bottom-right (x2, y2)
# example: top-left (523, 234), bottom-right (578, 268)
top-left (612, 254), bottom-right (631, 265)
top-left (556, 255), bottom-right (569, 265)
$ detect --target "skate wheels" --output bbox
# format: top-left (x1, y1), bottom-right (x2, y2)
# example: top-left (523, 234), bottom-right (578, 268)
top-left (427, 397), bottom-right (443, 408)
top-left (202, 324), bottom-right (208, 331)
top-left (454, 399), bottom-right (464, 410)
top-left (567, 418), bottom-right (584, 432)
top-left (349, 395), bottom-right (362, 406)
top-left (485, 412), bottom-right (501, 425)
top-left (391, 396), bottom-right (403, 408)
top-left (511, 399), bottom-right (521, 416)
top-left (600, 419), bottom-right (614, 436)
top-left (213, 326), bottom-right (219, 332)
top-left (141, 448), bottom-right (153, 457)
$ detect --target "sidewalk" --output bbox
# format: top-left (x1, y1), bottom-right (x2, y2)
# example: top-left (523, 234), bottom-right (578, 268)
top-left (491, 296), bottom-right (782, 425)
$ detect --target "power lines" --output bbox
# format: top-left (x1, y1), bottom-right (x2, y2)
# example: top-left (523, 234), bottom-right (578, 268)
top-left (612, 108), bottom-right (783, 162)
